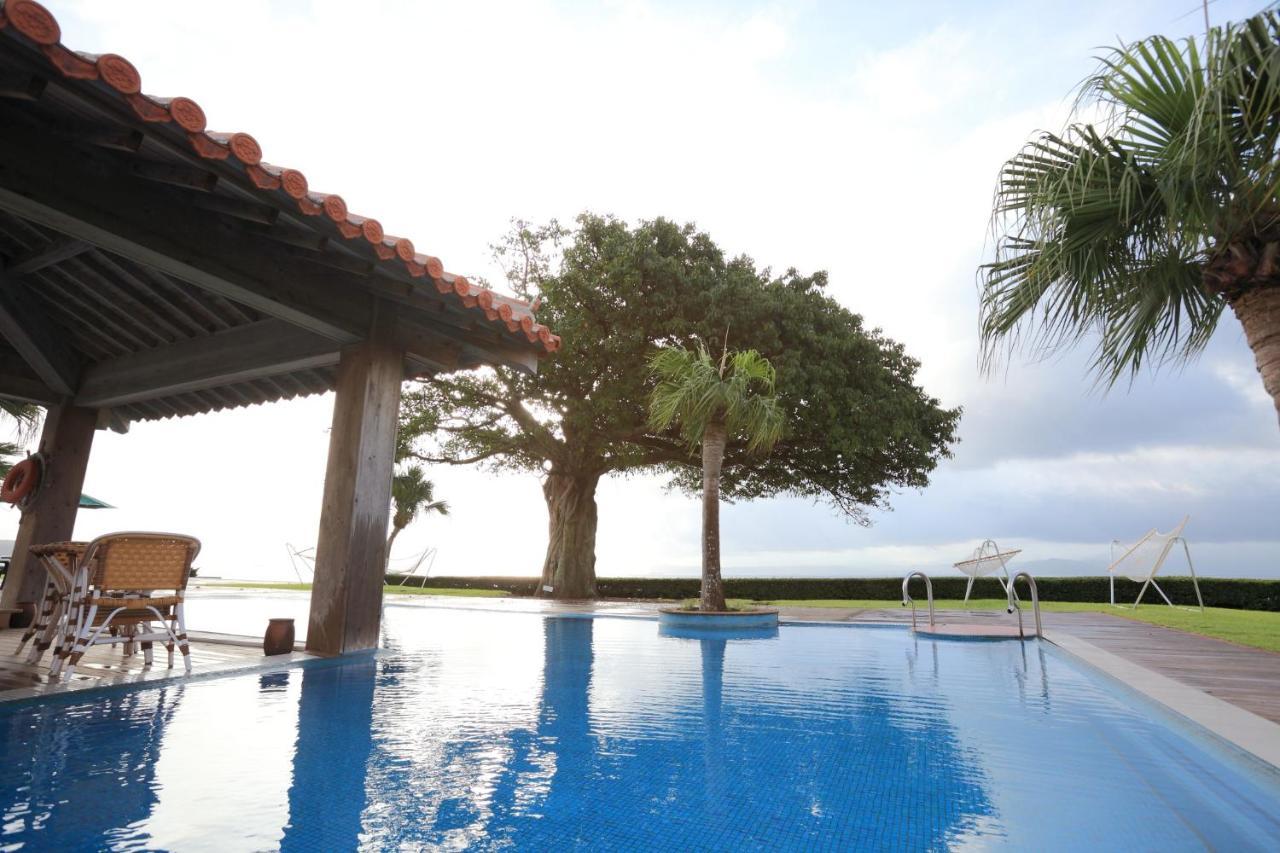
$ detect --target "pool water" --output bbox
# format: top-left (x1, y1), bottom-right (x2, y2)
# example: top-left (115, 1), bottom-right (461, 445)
top-left (1, 607), bottom-right (1278, 851)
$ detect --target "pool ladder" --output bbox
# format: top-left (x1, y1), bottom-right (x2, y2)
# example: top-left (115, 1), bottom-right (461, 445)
top-left (902, 569), bottom-right (1043, 639)
top-left (901, 571), bottom-right (934, 630)
top-left (1006, 571), bottom-right (1043, 639)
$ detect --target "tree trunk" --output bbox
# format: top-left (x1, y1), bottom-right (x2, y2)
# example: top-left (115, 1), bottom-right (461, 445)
top-left (1230, 286), bottom-right (1280, 428)
top-left (385, 526), bottom-right (402, 571)
top-left (700, 420), bottom-right (728, 611)
top-left (539, 471), bottom-right (601, 599)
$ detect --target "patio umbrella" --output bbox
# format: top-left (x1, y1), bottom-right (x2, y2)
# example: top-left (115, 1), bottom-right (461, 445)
top-left (78, 493), bottom-right (114, 509)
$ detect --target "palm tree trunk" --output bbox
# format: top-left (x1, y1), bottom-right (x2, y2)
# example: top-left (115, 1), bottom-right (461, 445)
top-left (1231, 286), bottom-right (1280, 427)
top-left (385, 526), bottom-right (402, 571)
top-left (700, 420), bottom-right (728, 611)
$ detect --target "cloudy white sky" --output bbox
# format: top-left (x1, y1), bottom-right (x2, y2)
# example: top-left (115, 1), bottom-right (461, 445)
top-left (3, 0), bottom-right (1277, 581)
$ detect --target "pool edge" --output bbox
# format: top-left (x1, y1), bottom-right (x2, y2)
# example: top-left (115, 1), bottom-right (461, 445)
top-left (1044, 628), bottom-right (1280, 772)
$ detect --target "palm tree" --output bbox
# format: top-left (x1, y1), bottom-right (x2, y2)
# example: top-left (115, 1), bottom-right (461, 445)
top-left (0, 400), bottom-right (39, 476)
top-left (386, 465), bottom-right (449, 569)
top-left (981, 12), bottom-right (1280, 426)
top-left (648, 344), bottom-right (784, 611)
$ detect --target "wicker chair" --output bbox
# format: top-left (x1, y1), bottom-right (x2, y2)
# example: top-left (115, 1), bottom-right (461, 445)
top-left (62, 533), bottom-right (200, 680)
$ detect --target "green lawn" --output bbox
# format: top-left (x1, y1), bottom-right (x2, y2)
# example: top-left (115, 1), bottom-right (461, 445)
top-left (204, 581), bottom-right (509, 598)
top-left (764, 598), bottom-right (1280, 653)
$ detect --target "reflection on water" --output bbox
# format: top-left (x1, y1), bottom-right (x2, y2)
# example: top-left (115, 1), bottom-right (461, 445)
top-left (0, 686), bottom-right (181, 848)
top-left (0, 609), bottom-right (1278, 851)
top-left (282, 658), bottom-right (377, 852)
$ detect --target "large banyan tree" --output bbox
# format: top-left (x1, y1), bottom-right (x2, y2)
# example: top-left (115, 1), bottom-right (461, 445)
top-left (398, 215), bottom-right (960, 598)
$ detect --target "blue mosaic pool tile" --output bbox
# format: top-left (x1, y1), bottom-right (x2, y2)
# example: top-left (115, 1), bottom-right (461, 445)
top-left (0, 610), bottom-right (1278, 851)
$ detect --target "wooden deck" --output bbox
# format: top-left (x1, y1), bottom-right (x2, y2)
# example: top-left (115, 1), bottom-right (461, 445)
top-left (0, 628), bottom-right (314, 704)
top-left (1043, 611), bottom-right (1280, 725)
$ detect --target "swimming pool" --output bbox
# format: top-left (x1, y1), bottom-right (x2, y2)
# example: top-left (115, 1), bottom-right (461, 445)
top-left (1, 607), bottom-right (1277, 851)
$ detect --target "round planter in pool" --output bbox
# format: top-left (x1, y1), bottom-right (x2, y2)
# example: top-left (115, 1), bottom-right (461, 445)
top-left (658, 607), bottom-right (779, 631)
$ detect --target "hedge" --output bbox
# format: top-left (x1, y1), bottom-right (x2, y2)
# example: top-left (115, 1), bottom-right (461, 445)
top-left (384, 574), bottom-right (1280, 612)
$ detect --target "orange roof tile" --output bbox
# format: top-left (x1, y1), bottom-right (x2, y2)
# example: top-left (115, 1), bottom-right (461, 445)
top-left (0, 0), bottom-right (559, 353)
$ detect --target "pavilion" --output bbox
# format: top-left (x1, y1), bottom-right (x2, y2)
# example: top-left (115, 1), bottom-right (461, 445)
top-left (0, 0), bottom-right (557, 655)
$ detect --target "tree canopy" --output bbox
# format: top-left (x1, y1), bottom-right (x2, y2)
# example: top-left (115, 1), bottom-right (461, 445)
top-left (401, 213), bottom-right (959, 517)
top-left (397, 214), bottom-right (960, 595)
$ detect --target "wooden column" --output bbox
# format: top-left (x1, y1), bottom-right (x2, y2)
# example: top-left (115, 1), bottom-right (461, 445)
top-left (0, 404), bottom-right (96, 621)
top-left (305, 312), bottom-right (404, 655)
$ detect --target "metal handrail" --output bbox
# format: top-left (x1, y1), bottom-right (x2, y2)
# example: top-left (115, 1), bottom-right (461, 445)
top-left (1006, 571), bottom-right (1042, 639)
top-left (901, 571), bottom-right (934, 630)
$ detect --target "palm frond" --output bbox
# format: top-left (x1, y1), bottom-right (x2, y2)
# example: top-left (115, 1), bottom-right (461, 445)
top-left (981, 10), bottom-right (1280, 384)
top-left (0, 441), bottom-right (19, 477)
top-left (0, 400), bottom-right (40, 441)
top-left (647, 345), bottom-right (784, 452)
top-left (390, 465), bottom-right (449, 531)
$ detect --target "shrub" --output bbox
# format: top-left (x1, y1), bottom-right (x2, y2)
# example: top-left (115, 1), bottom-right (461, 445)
top-left (383, 575), bottom-right (1280, 611)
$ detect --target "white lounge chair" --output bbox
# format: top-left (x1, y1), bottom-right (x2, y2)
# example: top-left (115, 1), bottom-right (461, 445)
top-left (1106, 516), bottom-right (1203, 612)
top-left (953, 540), bottom-right (1022, 604)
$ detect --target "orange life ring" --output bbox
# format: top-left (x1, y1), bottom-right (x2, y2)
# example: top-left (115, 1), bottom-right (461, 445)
top-left (1, 458), bottom-right (39, 504)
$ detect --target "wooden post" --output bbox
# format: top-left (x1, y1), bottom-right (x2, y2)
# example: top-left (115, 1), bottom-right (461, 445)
top-left (305, 312), bottom-right (404, 655)
top-left (0, 404), bottom-right (96, 621)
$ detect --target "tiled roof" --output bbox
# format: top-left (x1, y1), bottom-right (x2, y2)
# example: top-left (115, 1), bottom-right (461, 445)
top-left (0, 0), bottom-right (559, 352)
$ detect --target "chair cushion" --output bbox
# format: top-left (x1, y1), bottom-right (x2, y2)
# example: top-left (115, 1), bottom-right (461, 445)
top-left (90, 595), bottom-right (180, 608)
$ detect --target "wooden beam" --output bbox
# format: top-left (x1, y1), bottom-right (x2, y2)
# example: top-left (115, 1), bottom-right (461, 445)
top-left (0, 71), bottom-right (45, 101)
top-left (0, 405), bottom-right (96, 621)
top-left (76, 319), bottom-right (341, 407)
top-left (395, 312), bottom-right (538, 375)
top-left (306, 309), bottom-right (404, 655)
top-left (52, 122), bottom-right (144, 153)
top-left (245, 223), bottom-right (328, 252)
top-left (0, 127), bottom-right (367, 344)
top-left (191, 193), bottom-right (279, 225)
top-left (0, 270), bottom-right (80, 395)
top-left (85, 127), bottom-right (144, 153)
top-left (4, 236), bottom-right (90, 276)
top-left (0, 358), bottom-right (57, 405)
top-left (286, 246), bottom-right (375, 276)
top-left (362, 269), bottom-right (540, 373)
top-left (130, 160), bottom-right (219, 192)
top-left (398, 335), bottom-right (460, 375)
top-left (95, 408), bottom-right (131, 434)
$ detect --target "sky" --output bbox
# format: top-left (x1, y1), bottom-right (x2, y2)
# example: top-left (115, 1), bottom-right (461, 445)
top-left (2, 0), bottom-right (1277, 582)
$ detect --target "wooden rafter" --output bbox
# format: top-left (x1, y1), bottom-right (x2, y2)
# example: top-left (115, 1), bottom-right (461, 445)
top-left (3, 235), bottom-right (90, 276)
top-left (0, 268), bottom-right (80, 396)
top-left (0, 127), bottom-right (367, 344)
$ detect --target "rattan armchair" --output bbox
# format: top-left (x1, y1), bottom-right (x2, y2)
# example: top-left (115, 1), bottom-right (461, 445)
top-left (62, 532), bottom-right (200, 680)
